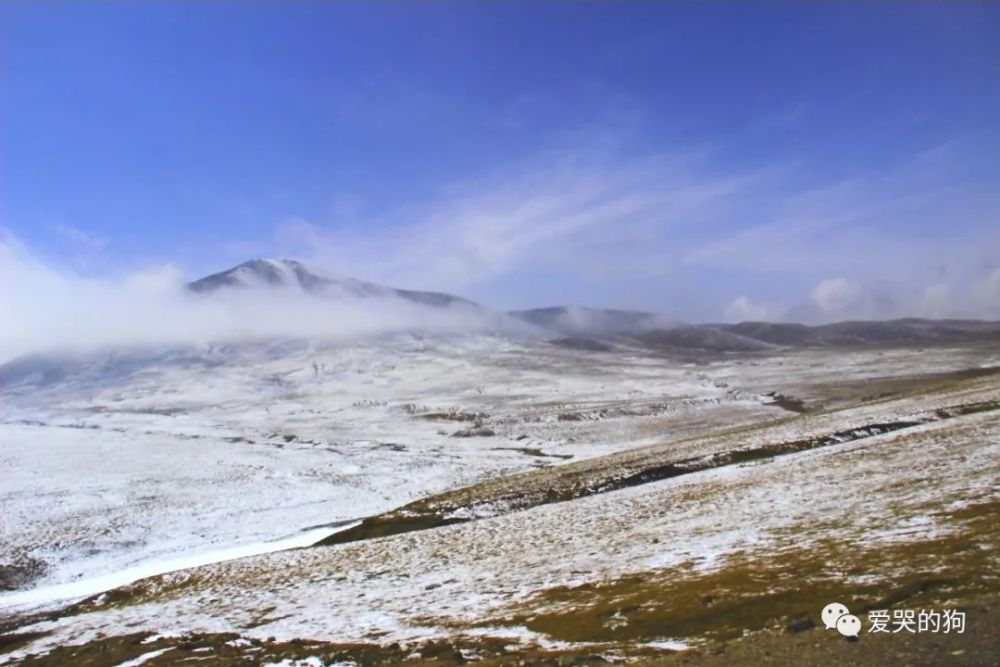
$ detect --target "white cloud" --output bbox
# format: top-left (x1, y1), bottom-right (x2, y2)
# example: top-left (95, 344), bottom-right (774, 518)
top-left (261, 148), bottom-right (772, 303)
top-left (222, 132), bottom-right (1000, 322)
top-left (919, 283), bottom-right (952, 318)
top-left (0, 238), bottom-right (507, 364)
top-left (724, 296), bottom-right (776, 323)
top-left (13, 137), bottom-right (999, 333)
top-left (122, 264), bottom-right (187, 297)
top-left (810, 277), bottom-right (860, 313)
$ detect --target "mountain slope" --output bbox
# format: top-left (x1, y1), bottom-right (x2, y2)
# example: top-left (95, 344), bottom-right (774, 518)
top-left (635, 326), bottom-right (776, 353)
top-left (509, 305), bottom-right (677, 336)
top-left (625, 319), bottom-right (1000, 354)
top-left (712, 318), bottom-right (1000, 348)
top-left (188, 258), bottom-right (483, 310)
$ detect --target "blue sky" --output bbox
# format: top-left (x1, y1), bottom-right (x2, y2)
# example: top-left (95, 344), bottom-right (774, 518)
top-left (3, 1), bottom-right (999, 321)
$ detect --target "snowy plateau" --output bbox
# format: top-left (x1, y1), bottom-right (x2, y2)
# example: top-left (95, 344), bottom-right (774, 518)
top-left (1, 260), bottom-right (998, 666)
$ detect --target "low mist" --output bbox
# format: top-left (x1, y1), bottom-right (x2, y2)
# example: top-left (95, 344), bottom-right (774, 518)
top-left (0, 242), bottom-right (514, 365)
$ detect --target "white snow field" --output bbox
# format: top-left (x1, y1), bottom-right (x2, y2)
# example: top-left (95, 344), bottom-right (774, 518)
top-left (1, 333), bottom-right (774, 601)
top-left (13, 388), bottom-right (996, 650)
top-left (1, 330), bottom-right (998, 664)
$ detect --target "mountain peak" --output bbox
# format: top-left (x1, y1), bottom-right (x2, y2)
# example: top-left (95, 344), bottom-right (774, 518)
top-left (188, 258), bottom-right (336, 294)
top-left (186, 258), bottom-right (483, 311)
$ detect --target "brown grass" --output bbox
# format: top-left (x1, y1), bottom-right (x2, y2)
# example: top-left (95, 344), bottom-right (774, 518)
top-left (474, 498), bottom-right (999, 644)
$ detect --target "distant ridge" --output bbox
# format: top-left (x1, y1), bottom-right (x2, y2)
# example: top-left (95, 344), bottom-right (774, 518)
top-left (187, 259), bottom-right (1000, 352)
top-left (711, 318), bottom-right (1000, 348)
top-left (533, 317), bottom-right (1000, 353)
top-left (508, 306), bottom-right (678, 336)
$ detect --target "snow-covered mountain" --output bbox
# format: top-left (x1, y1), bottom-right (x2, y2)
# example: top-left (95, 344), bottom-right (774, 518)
top-left (160, 259), bottom-right (1000, 349)
top-left (188, 258), bottom-right (484, 310)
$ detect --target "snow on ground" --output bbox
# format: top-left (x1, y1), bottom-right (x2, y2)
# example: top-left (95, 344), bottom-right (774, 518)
top-left (2, 334), bottom-right (774, 596)
top-left (114, 648), bottom-right (174, 666)
top-left (5, 377), bottom-right (997, 660)
top-left (262, 659), bottom-right (341, 667)
top-left (0, 523), bottom-right (357, 610)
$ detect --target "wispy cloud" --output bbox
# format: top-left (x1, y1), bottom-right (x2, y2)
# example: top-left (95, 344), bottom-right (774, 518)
top-left (254, 146), bottom-right (779, 303)
top-left (234, 135), bottom-right (999, 321)
top-left (56, 224), bottom-right (107, 252)
top-left (11, 137), bottom-right (998, 335)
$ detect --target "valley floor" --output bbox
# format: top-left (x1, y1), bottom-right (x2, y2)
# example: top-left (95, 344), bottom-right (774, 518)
top-left (1, 336), bottom-right (998, 665)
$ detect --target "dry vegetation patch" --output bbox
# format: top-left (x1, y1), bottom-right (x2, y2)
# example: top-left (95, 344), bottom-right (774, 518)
top-left (476, 498), bottom-right (998, 645)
